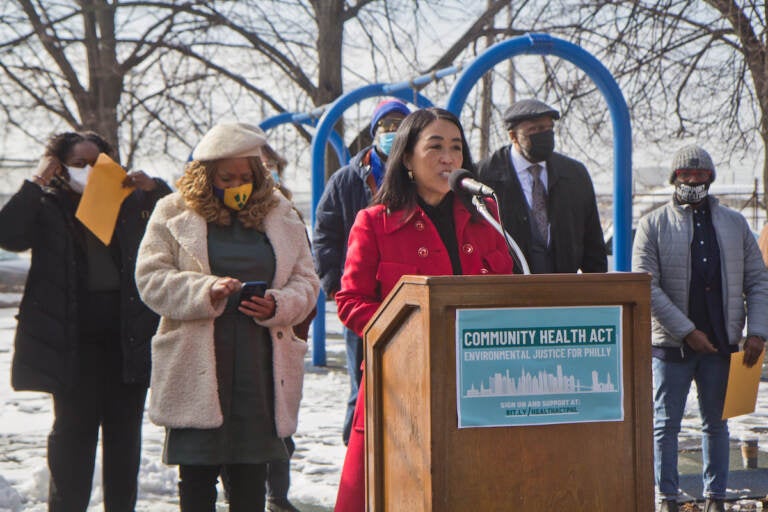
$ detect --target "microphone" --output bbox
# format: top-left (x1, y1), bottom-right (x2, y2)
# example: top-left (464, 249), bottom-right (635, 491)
top-left (449, 169), bottom-right (531, 273)
top-left (448, 169), bottom-right (495, 197)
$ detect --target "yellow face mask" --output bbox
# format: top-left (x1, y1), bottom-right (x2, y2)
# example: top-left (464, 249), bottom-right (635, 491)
top-left (214, 182), bottom-right (253, 211)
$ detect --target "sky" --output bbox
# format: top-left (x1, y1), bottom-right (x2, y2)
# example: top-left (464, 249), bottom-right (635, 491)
top-left (0, 1), bottom-right (764, 200)
top-left (0, 294), bottom-right (767, 510)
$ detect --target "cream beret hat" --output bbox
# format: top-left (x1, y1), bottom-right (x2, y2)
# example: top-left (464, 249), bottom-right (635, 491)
top-left (192, 122), bottom-right (267, 161)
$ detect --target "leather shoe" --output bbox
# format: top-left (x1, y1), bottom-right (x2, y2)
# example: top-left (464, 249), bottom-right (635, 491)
top-left (266, 497), bottom-right (302, 512)
top-left (658, 499), bottom-right (678, 512)
top-left (704, 498), bottom-right (726, 512)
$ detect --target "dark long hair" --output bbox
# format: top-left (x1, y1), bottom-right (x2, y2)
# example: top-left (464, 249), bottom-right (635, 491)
top-left (374, 107), bottom-right (474, 212)
top-left (43, 131), bottom-right (114, 162)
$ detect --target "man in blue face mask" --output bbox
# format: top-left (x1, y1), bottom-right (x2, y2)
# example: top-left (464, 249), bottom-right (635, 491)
top-left (476, 98), bottom-right (607, 275)
top-left (312, 98), bottom-right (410, 446)
top-left (369, 99), bottom-right (409, 185)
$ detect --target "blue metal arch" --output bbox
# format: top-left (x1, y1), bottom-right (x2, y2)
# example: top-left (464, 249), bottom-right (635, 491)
top-left (309, 84), bottom-right (434, 365)
top-left (259, 112), bottom-right (350, 164)
top-left (446, 33), bottom-right (632, 272)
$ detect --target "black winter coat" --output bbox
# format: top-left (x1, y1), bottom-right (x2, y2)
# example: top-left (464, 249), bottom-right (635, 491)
top-left (312, 146), bottom-right (376, 296)
top-left (477, 146), bottom-right (607, 274)
top-left (0, 179), bottom-right (171, 393)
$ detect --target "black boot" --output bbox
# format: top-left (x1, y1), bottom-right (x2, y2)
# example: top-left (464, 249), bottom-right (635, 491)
top-left (266, 437), bottom-right (296, 511)
top-left (178, 481), bottom-right (216, 512)
top-left (704, 498), bottom-right (726, 512)
top-left (178, 465), bottom-right (218, 512)
top-left (266, 497), bottom-right (302, 512)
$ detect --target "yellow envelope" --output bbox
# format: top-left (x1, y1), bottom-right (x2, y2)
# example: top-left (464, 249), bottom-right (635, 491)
top-left (722, 349), bottom-right (765, 419)
top-left (75, 153), bottom-right (135, 245)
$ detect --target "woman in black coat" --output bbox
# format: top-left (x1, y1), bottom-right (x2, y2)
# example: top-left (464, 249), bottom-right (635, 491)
top-left (0, 131), bottom-right (170, 511)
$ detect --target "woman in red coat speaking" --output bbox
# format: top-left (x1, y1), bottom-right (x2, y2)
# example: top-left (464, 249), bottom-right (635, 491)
top-left (333, 107), bottom-right (513, 511)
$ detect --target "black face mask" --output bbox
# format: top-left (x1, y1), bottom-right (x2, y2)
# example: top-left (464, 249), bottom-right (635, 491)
top-left (674, 182), bottom-right (710, 204)
top-left (522, 130), bottom-right (555, 163)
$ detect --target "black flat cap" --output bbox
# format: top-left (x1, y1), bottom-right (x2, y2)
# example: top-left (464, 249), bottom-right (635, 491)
top-left (503, 99), bottom-right (560, 129)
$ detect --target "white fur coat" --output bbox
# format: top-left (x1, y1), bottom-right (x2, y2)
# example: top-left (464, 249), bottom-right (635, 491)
top-left (135, 191), bottom-right (319, 437)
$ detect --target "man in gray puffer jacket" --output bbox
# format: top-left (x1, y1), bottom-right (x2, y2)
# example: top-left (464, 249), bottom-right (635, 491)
top-left (632, 145), bottom-right (768, 512)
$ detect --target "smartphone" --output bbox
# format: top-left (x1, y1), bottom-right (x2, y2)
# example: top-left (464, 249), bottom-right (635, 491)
top-left (239, 280), bottom-right (268, 303)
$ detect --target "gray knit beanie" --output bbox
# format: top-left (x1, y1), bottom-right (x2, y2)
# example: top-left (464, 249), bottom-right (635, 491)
top-left (669, 144), bottom-right (716, 184)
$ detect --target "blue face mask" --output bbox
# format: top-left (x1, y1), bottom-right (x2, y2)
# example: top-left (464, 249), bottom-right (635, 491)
top-left (377, 132), bottom-right (396, 156)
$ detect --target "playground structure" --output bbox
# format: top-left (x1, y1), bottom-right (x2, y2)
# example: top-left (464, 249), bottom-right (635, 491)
top-left (260, 33), bottom-right (633, 366)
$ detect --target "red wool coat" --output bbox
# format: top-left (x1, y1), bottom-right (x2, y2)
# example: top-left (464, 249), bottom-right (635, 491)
top-left (336, 200), bottom-right (513, 337)
top-left (334, 198), bottom-right (513, 512)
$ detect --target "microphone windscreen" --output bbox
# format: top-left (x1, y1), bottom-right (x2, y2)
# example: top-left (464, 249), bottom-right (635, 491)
top-left (448, 168), bottom-right (474, 193)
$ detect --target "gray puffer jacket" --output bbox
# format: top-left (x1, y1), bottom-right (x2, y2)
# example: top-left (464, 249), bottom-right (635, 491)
top-left (632, 196), bottom-right (768, 348)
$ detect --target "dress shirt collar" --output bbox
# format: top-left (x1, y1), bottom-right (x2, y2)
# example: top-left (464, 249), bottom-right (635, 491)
top-left (509, 144), bottom-right (548, 188)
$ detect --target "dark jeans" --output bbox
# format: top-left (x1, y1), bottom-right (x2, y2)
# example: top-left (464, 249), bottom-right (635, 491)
top-left (267, 436), bottom-right (296, 499)
top-left (180, 464), bottom-right (267, 512)
top-left (343, 326), bottom-right (364, 445)
top-left (653, 353), bottom-right (730, 500)
top-left (48, 343), bottom-right (147, 512)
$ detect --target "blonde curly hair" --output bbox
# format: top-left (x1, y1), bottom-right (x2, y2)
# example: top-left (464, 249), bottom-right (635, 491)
top-left (176, 157), bottom-right (279, 229)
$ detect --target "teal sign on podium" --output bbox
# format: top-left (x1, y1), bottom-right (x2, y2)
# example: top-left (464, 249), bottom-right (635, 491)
top-left (456, 305), bottom-right (623, 428)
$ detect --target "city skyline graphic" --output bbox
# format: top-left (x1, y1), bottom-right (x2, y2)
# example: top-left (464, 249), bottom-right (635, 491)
top-left (464, 365), bottom-right (616, 398)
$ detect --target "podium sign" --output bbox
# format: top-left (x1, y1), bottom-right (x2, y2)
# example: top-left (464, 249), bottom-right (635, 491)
top-left (456, 305), bottom-right (624, 428)
top-left (365, 273), bottom-right (652, 511)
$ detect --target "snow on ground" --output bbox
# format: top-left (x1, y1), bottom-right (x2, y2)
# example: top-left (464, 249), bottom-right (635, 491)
top-left (0, 296), bottom-right (767, 511)
top-left (0, 302), bottom-right (348, 511)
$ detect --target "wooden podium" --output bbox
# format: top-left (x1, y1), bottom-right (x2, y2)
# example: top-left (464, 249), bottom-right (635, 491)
top-left (364, 273), bottom-right (652, 511)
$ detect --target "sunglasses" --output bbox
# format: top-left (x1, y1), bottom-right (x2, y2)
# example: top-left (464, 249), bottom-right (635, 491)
top-left (376, 118), bottom-right (404, 132)
top-left (675, 169), bottom-right (712, 181)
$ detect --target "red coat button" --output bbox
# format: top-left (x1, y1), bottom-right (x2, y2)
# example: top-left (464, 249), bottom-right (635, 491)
top-left (417, 247), bottom-right (429, 258)
top-left (462, 243), bottom-right (474, 254)
top-left (414, 220), bottom-right (425, 231)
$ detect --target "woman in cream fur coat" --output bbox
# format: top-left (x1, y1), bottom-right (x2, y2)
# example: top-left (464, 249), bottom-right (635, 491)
top-left (135, 122), bottom-right (319, 512)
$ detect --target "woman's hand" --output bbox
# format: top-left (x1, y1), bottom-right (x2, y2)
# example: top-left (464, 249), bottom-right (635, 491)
top-left (123, 170), bottom-right (157, 191)
top-left (210, 277), bottom-right (241, 302)
top-left (239, 294), bottom-right (276, 320)
top-left (31, 156), bottom-right (63, 186)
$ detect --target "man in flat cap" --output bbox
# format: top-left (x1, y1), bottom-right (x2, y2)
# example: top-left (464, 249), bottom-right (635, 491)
top-left (477, 98), bottom-right (606, 273)
top-left (632, 145), bottom-right (768, 512)
top-left (312, 98), bottom-right (411, 445)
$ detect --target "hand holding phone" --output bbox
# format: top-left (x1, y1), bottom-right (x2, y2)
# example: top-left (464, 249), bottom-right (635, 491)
top-left (238, 280), bottom-right (275, 319)
top-left (239, 280), bottom-right (268, 303)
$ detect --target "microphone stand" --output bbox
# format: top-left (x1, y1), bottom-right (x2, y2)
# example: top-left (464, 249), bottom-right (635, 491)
top-left (471, 194), bottom-right (531, 275)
